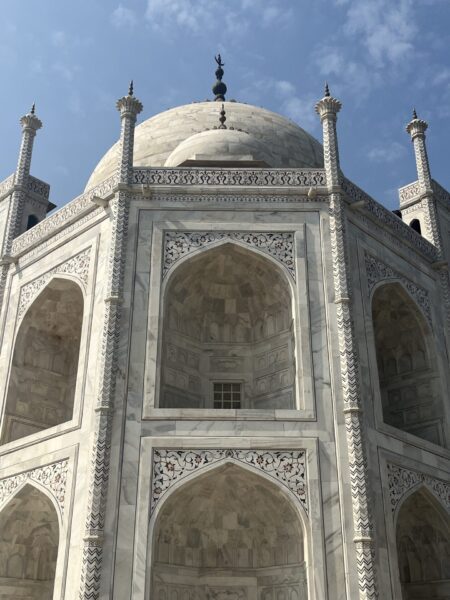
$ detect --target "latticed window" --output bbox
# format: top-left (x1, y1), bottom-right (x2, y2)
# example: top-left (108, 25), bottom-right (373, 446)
top-left (213, 382), bottom-right (241, 409)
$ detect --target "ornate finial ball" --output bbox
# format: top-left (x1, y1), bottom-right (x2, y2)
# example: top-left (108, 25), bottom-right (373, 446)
top-left (324, 82), bottom-right (330, 97)
top-left (129, 80), bottom-right (134, 96)
top-left (412, 108), bottom-right (418, 120)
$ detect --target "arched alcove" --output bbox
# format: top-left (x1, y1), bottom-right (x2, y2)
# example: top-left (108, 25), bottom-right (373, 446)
top-left (396, 488), bottom-right (450, 599)
top-left (1, 278), bottom-right (84, 444)
top-left (160, 244), bottom-right (296, 410)
top-left (151, 463), bottom-right (308, 599)
top-left (372, 283), bottom-right (444, 445)
top-left (0, 484), bottom-right (59, 599)
top-left (409, 219), bottom-right (422, 235)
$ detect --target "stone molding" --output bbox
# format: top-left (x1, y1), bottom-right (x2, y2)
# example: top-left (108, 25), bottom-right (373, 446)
top-left (163, 231), bottom-right (295, 279)
top-left (27, 175), bottom-right (50, 201)
top-left (0, 174), bottom-right (14, 200)
top-left (0, 459), bottom-right (69, 517)
top-left (364, 251), bottom-right (432, 326)
top-left (17, 246), bottom-right (91, 320)
top-left (133, 167), bottom-right (327, 187)
top-left (151, 449), bottom-right (307, 515)
top-left (11, 174), bottom-right (117, 257)
top-left (387, 463), bottom-right (450, 514)
top-left (398, 180), bottom-right (423, 205)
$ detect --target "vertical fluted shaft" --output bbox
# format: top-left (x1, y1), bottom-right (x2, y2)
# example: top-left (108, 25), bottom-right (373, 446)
top-left (316, 91), bottom-right (378, 599)
top-left (406, 116), bottom-right (432, 193)
top-left (0, 109), bottom-right (42, 319)
top-left (79, 89), bottom-right (142, 600)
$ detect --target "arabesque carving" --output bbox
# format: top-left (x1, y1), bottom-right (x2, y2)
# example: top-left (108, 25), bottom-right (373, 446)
top-left (387, 463), bottom-right (450, 514)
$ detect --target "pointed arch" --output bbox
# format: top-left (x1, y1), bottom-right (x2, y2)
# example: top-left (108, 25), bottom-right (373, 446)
top-left (150, 461), bottom-right (308, 600)
top-left (0, 483), bottom-right (59, 599)
top-left (1, 277), bottom-right (84, 444)
top-left (371, 282), bottom-right (444, 445)
top-left (159, 242), bottom-right (296, 410)
top-left (395, 486), bottom-right (450, 599)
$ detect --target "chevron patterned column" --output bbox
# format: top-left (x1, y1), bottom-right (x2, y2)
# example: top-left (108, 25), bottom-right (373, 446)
top-left (406, 111), bottom-right (450, 336)
top-left (78, 84), bottom-right (142, 600)
top-left (0, 105), bottom-right (42, 316)
top-left (316, 85), bottom-right (378, 600)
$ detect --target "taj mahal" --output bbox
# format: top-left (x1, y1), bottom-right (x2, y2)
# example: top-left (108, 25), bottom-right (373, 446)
top-left (0, 58), bottom-right (449, 600)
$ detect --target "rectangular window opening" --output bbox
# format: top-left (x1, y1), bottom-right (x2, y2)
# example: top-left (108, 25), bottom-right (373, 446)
top-left (213, 382), bottom-right (242, 409)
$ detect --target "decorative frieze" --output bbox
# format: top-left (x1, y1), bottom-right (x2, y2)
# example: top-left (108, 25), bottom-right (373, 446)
top-left (151, 449), bottom-right (307, 515)
top-left (11, 174), bottom-right (117, 256)
top-left (364, 251), bottom-right (432, 326)
top-left (27, 176), bottom-right (50, 201)
top-left (387, 463), bottom-right (450, 514)
top-left (18, 246), bottom-right (91, 320)
top-left (0, 459), bottom-right (69, 516)
top-left (163, 231), bottom-right (295, 279)
top-left (133, 167), bottom-right (327, 187)
top-left (0, 174), bottom-right (14, 200)
top-left (398, 180), bottom-right (423, 205)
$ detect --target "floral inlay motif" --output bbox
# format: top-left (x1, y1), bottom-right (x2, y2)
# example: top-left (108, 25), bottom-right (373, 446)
top-left (0, 459), bottom-right (69, 516)
top-left (151, 449), bottom-right (307, 515)
top-left (365, 251), bottom-right (432, 326)
top-left (163, 231), bottom-right (295, 279)
top-left (387, 463), bottom-right (450, 514)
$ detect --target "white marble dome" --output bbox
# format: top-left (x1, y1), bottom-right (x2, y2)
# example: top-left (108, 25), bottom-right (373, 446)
top-left (85, 101), bottom-right (323, 190)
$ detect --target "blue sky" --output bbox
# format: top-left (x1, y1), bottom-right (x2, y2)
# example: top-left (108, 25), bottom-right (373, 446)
top-left (0, 0), bottom-right (449, 209)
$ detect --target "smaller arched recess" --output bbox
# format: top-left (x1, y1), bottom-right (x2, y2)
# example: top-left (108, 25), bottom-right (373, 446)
top-left (396, 487), bottom-right (450, 599)
top-left (0, 483), bottom-right (59, 599)
top-left (371, 282), bottom-right (445, 445)
top-left (150, 462), bottom-right (308, 599)
top-left (159, 243), bottom-right (296, 410)
top-left (1, 277), bottom-right (84, 444)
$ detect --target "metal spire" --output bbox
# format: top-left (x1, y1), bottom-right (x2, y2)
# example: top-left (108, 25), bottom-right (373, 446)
top-left (412, 107), bottom-right (418, 119)
top-left (30, 103), bottom-right (36, 115)
top-left (128, 80), bottom-right (134, 96)
top-left (324, 82), bottom-right (330, 97)
top-left (212, 54), bottom-right (227, 102)
top-left (218, 103), bottom-right (227, 129)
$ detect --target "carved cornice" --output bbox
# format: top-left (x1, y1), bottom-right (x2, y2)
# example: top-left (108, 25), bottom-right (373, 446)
top-left (17, 247), bottom-right (91, 320)
top-left (151, 449), bottom-right (307, 515)
top-left (133, 167), bottom-right (327, 187)
top-left (0, 174), bottom-right (14, 200)
top-left (387, 463), bottom-right (450, 514)
top-left (163, 231), bottom-right (295, 279)
top-left (364, 251), bottom-right (432, 326)
top-left (27, 176), bottom-right (50, 201)
top-left (398, 180), bottom-right (423, 205)
top-left (0, 459), bottom-right (69, 517)
top-left (11, 174), bottom-right (116, 257)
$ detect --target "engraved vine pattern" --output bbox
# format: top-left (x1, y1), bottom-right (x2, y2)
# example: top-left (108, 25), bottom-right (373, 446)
top-left (387, 463), bottom-right (450, 514)
top-left (0, 459), bottom-right (69, 516)
top-left (163, 231), bottom-right (295, 279)
top-left (364, 251), bottom-right (432, 326)
top-left (151, 449), bottom-right (307, 515)
top-left (18, 247), bottom-right (91, 320)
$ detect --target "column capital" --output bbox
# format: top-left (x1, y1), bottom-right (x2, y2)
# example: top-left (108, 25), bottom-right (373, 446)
top-left (406, 108), bottom-right (428, 139)
top-left (315, 84), bottom-right (342, 121)
top-left (20, 104), bottom-right (42, 133)
top-left (116, 81), bottom-right (143, 119)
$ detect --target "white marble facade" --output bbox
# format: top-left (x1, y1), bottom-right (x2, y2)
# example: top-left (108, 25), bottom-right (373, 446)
top-left (0, 89), bottom-right (448, 600)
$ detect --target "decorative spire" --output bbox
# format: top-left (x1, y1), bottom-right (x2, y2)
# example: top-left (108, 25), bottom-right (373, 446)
top-left (412, 107), bottom-right (418, 120)
top-left (30, 102), bottom-right (35, 115)
top-left (212, 54), bottom-right (227, 102)
top-left (324, 82), bottom-right (330, 97)
top-left (128, 80), bottom-right (134, 96)
top-left (406, 107), bottom-right (431, 191)
top-left (218, 103), bottom-right (227, 129)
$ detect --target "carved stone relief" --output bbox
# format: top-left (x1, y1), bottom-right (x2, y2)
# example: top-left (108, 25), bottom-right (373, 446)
top-left (0, 459), bottom-right (69, 517)
top-left (387, 463), bottom-right (450, 514)
top-left (18, 246), bottom-right (91, 320)
top-left (151, 449), bottom-right (307, 515)
top-left (163, 231), bottom-right (295, 279)
top-left (364, 251), bottom-right (432, 326)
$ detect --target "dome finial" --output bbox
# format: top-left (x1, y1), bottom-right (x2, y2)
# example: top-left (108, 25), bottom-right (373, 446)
top-left (31, 102), bottom-right (36, 115)
top-left (212, 54), bottom-right (227, 102)
top-left (412, 107), bottom-right (418, 120)
top-left (129, 80), bottom-right (134, 96)
top-left (218, 103), bottom-right (227, 129)
top-left (324, 82), bottom-right (330, 97)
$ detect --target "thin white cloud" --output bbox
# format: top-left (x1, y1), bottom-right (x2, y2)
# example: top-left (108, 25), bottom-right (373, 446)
top-left (51, 31), bottom-right (67, 47)
top-left (368, 141), bottom-right (408, 163)
top-left (145, 0), bottom-right (292, 35)
top-left (111, 5), bottom-right (137, 29)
